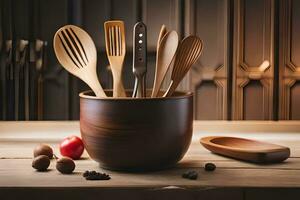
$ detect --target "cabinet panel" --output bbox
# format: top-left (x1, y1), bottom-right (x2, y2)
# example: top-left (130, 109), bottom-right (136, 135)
top-left (243, 81), bottom-right (264, 120)
top-left (279, 0), bottom-right (300, 120)
top-left (142, 0), bottom-right (182, 51)
top-left (232, 0), bottom-right (274, 120)
top-left (196, 82), bottom-right (218, 120)
top-left (39, 0), bottom-right (70, 120)
top-left (0, 0), bottom-right (4, 120)
top-left (290, 82), bottom-right (300, 119)
top-left (186, 0), bottom-right (229, 120)
top-left (82, 0), bottom-right (138, 50)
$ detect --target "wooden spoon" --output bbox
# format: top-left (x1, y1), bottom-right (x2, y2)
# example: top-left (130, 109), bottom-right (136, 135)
top-left (104, 21), bottom-right (127, 97)
top-left (53, 25), bottom-right (106, 97)
top-left (163, 36), bottom-right (203, 97)
top-left (200, 136), bottom-right (290, 163)
top-left (157, 25), bottom-right (167, 52)
top-left (151, 31), bottom-right (178, 97)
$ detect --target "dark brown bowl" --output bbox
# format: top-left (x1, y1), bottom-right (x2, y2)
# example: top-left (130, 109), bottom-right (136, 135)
top-left (79, 90), bottom-right (193, 171)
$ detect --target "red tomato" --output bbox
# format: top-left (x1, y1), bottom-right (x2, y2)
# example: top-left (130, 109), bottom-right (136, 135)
top-left (59, 136), bottom-right (84, 160)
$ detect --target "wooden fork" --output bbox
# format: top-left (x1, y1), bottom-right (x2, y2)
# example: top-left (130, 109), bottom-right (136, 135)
top-left (104, 21), bottom-right (127, 97)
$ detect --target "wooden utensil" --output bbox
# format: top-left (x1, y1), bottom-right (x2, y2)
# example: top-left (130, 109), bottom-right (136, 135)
top-left (80, 89), bottom-right (193, 171)
top-left (151, 31), bottom-right (178, 97)
top-left (200, 136), bottom-right (290, 163)
top-left (163, 36), bottom-right (203, 97)
top-left (132, 22), bottom-right (147, 98)
top-left (53, 25), bottom-right (106, 98)
top-left (104, 20), bottom-right (127, 97)
top-left (157, 25), bottom-right (167, 52)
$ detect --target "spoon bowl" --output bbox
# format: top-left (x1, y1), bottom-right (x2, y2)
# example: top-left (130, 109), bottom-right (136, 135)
top-left (151, 30), bottom-right (178, 97)
top-left (53, 25), bottom-right (106, 97)
top-left (164, 36), bottom-right (203, 97)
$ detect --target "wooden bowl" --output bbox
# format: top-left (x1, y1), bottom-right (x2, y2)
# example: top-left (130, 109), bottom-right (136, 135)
top-left (79, 90), bottom-right (193, 171)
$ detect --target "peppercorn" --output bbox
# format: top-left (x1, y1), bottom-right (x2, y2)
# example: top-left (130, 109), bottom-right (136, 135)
top-left (83, 170), bottom-right (90, 177)
top-left (182, 170), bottom-right (198, 180)
top-left (83, 170), bottom-right (111, 180)
top-left (204, 163), bottom-right (216, 171)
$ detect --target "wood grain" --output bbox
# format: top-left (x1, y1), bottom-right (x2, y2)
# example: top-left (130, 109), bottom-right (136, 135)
top-left (79, 90), bottom-right (193, 171)
top-left (232, 0), bottom-right (274, 120)
top-left (200, 136), bottom-right (290, 163)
top-left (0, 121), bottom-right (300, 199)
top-left (104, 21), bottom-right (127, 97)
top-left (185, 0), bottom-right (229, 120)
top-left (279, 0), bottom-right (300, 120)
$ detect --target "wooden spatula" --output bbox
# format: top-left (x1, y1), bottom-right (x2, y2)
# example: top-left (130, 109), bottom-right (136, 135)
top-left (157, 25), bottom-right (167, 52)
top-left (151, 31), bottom-right (178, 97)
top-left (104, 20), bottom-right (127, 97)
top-left (53, 25), bottom-right (106, 98)
top-left (163, 36), bottom-right (203, 97)
top-left (200, 136), bottom-right (290, 163)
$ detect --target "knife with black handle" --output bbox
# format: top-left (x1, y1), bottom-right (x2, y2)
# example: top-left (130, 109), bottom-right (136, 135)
top-left (132, 22), bottom-right (147, 98)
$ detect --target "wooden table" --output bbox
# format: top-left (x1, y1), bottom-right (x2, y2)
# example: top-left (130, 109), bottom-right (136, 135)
top-left (1, 121), bottom-right (300, 200)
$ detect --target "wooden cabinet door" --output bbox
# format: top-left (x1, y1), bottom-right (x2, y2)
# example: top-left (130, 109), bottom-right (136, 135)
top-left (232, 0), bottom-right (274, 120)
top-left (185, 0), bottom-right (230, 120)
top-left (279, 0), bottom-right (300, 120)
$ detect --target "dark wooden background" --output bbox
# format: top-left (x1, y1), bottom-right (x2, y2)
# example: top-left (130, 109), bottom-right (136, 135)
top-left (0, 0), bottom-right (299, 121)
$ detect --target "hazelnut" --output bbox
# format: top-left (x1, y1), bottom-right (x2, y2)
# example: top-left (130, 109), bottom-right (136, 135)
top-left (56, 157), bottom-right (75, 174)
top-left (32, 155), bottom-right (50, 171)
top-left (33, 144), bottom-right (53, 159)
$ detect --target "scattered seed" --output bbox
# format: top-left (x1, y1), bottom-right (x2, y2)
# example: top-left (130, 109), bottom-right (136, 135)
top-left (182, 170), bottom-right (198, 180)
top-left (83, 170), bottom-right (111, 180)
top-left (32, 155), bottom-right (50, 171)
top-left (56, 157), bottom-right (76, 174)
top-left (205, 163), bottom-right (216, 171)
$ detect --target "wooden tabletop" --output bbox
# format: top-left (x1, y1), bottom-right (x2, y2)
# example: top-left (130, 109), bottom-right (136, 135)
top-left (1, 121), bottom-right (300, 200)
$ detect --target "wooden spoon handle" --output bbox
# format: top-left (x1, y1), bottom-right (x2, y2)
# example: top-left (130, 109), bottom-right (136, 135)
top-left (88, 82), bottom-right (106, 98)
top-left (85, 72), bottom-right (106, 97)
top-left (112, 70), bottom-right (126, 97)
top-left (163, 80), bottom-right (178, 97)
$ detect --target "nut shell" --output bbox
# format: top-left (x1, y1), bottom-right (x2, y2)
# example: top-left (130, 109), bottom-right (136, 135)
top-left (56, 157), bottom-right (75, 174)
top-left (32, 155), bottom-right (50, 171)
top-left (34, 144), bottom-right (53, 159)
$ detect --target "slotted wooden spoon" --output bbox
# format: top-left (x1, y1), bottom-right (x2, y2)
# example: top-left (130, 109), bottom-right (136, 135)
top-left (104, 21), bottom-right (127, 97)
top-left (163, 36), bottom-right (203, 97)
top-left (53, 25), bottom-right (106, 97)
top-left (151, 30), bottom-right (178, 97)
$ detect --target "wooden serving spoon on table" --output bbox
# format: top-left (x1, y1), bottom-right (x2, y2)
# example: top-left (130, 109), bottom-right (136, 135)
top-left (104, 20), bottom-right (127, 97)
top-left (200, 136), bottom-right (290, 163)
top-left (163, 36), bottom-right (203, 97)
top-left (53, 25), bottom-right (106, 97)
top-left (151, 30), bottom-right (178, 97)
